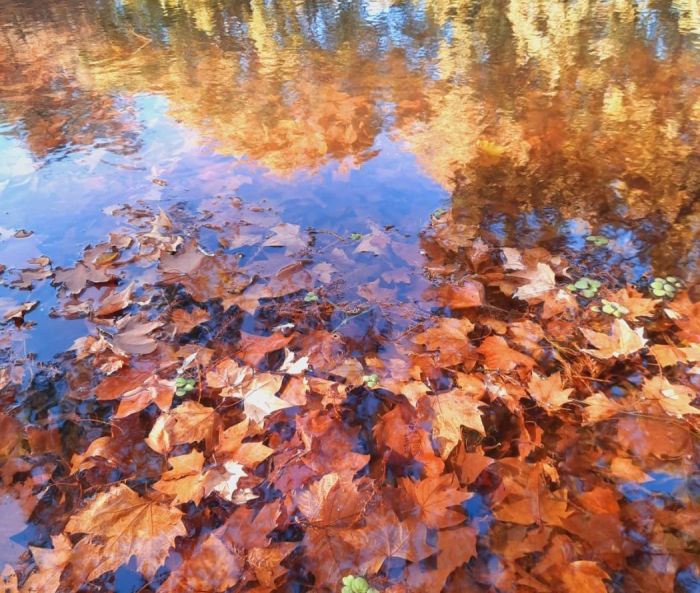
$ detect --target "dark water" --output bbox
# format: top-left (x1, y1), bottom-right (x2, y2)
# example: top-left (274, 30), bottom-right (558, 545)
top-left (1, 0), bottom-right (700, 588)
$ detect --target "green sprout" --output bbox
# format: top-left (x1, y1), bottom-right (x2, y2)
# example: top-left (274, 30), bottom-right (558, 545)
top-left (304, 291), bottom-right (320, 303)
top-left (341, 576), bottom-right (379, 593)
top-left (649, 276), bottom-right (682, 298)
top-left (585, 235), bottom-right (609, 247)
top-left (592, 299), bottom-right (629, 318)
top-left (362, 374), bottom-right (379, 389)
top-left (432, 207), bottom-right (448, 219)
top-left (349, 233), bottom-right (363, 241)
top-left (175, 376), bottom-right (196, 397)
top-left (567, 277), bottom-right (602, 298)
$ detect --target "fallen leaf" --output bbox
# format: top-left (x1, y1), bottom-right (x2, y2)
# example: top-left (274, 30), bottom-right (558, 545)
top-left (159, 534), bottom-right (243, 593)
top-left (434, 281), bottom-right (485, 309)
top-left (65, 484), bottom-right (185, 580)
top-left (53, 263), bottom-right (113, 295)
top-left (528, 372), bottom-right (574, 412)
top-left (262, 223), bottom-right (308, 255)
top-left (398, 473), bottom-right (470, 529)
top-left (3, 301), bottom-right (38, 322)
top-left (513, 262), bottom-right (556, 301)
top-left (94, 282), bottom-right (135, 317)
top-left (427, 390), bottom-right (485, 457)
top-left (641, 376), bottom-right (699, 418)
top-left (153, 450), bottom-right (208, 504)
top-left (112, 315), bottom-right (162, 355)
top-left (477, 336), bottom-right (535, 372)
top-left (146, 401), bottom-right (219, 454)
top-left (22, 535), bottom-right (71, 593)
top-left (581, 319), bottom-right (647, 359)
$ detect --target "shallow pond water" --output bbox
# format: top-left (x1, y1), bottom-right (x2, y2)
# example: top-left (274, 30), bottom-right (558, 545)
top-left (0, 2), bottom-right (699, 593)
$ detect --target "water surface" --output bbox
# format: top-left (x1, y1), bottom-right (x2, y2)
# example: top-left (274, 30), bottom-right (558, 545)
top-left (1, 1), bottom-right (700, 592)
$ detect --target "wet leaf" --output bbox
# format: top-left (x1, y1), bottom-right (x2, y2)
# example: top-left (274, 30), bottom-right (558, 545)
top-left (64, 484), bottom-right (186, 580)
top-left (581, 319), bottom-right (647, 359)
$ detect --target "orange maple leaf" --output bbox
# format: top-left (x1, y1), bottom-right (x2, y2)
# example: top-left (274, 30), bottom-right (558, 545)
top-left (528, 372), bottom-right (574, 412)
top-left (398, 473), bottom-right (470, 529)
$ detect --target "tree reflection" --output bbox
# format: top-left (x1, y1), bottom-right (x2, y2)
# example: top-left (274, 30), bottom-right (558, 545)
top-left (0, 0), bottom-right (699, 276)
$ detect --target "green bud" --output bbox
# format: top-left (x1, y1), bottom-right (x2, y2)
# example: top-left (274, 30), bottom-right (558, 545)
top-left (363, 374), bottom-right (379, 388)
top-left (342, 576), bottom-right (354, 587)
top-left (351, 577), bottom-right (369, 593)
top-left (184, 383), bottom-right (194, 392)
top-left (350, 233), bottom-right (363, 241)
top-left (586, 235), bottom-right (608, 246)
top-left (175, 377), bottom-right (186, 387)
top-left (342, 587), bottom-right (353, 593)
top-left (574, 278), bottom-right (591, 290)
top-left (304, 292), bottom-right (319, 303)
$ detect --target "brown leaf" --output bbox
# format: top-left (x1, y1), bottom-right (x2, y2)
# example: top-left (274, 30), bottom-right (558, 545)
top-left (114, 374), bottom-right (174, 418)
top-left (295, 472), bottom-right (370, 527)
top-left (64, 484), bottom-right (186, 580)
top-left (354, 224), bottom-right (390, 256)
top-left (159, 241), bottom-right (206, 275)
top-left (152, 450), bottom-right (207, 505)
top-left (2, 566), bottom-right (18, 593)
top-left (434, 281), bottom-right (484, 309)
top-left (95, 367), bottom-right (151, 401)
top-left (477, 336), bottom-right (535, 372)
top-left (398, 473), bottom-right (470, 529)
top-left (53, 263), bottom-right (113, 295)
top-left (640, 376), bottom-right (699, 418)
top-left (581, 319), bottom-right (646, 359)
top-left (561, 561), bottom-right (610, 593)
top-left (215, 420), bottom-right (274, 467)
top-left (582, 392), bottom-right (624, 424)
top-left (262, 223), bottom-right (308, 255)
top-left (236, 332), bottom-right (293, 366)
top-left (21, 535), bottom-right (71, 593)
top-left (513, 262), bottom-right (556, 301)
top-left (112, 315), bottom-right (162, 355)
top-left (146, 401), bottom-right (220, 454)
top-left (528, 372), bottom-right (574, 412)
top-left (3, 301), bottom-right (38, 322)
top-left (247, 544), bottom-right (296, 587)
top-left (159, 534), bottom-right (243, 593)
top-left (94, 281), bottom-right (135, 317)
top-left (239, 372), bottom-right (292, 426)
top-left (206, 358), bottom-right (254, 397)
top-left (170, 307), bottom-right (210, 333)
top-left (426, 390), bottom-right (485, 458)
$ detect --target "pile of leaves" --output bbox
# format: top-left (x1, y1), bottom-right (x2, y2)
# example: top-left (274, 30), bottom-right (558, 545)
top-left (0, 198), bottom-right (698, 593)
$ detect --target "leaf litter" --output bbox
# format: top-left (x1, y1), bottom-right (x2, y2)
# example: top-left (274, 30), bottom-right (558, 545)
top-left (0, 198), bottom-right (698, 593)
